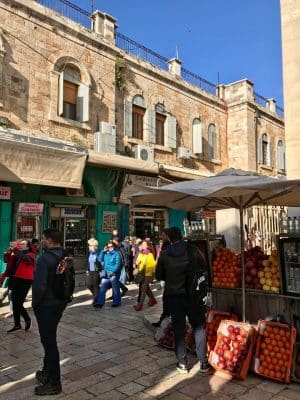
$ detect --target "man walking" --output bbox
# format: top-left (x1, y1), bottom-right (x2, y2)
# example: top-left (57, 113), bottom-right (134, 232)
top-left (155, 227), bottom-right (211, 375)
top-left (32, 229), bottom-right (67, 396)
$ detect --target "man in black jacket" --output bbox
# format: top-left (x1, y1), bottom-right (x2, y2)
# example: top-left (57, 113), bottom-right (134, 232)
top-left (32, 229), bottom-right (67, 396)
top-left (155, 227), bottom-right (211, 375)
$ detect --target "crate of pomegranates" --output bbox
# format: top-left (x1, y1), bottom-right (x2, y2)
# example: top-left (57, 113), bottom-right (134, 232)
top-left (206, 310), bottom-right (238, 354)
top-left (209, 320), bottom-right (257, 380)
top-left (291, 343), bottom-right (300, 383)
top-left (254, 320), bottom-right (296, 383)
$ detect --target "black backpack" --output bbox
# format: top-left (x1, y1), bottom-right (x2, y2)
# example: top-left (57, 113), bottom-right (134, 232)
top-left (185, 244), bottom-right (208, 305)
top-left (52, 255), bottom-right (75, 302)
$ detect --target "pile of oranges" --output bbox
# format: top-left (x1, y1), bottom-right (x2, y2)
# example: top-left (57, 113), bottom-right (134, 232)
top-left (212, 248), bottom-right (242, 288)
top-left (256, 324), bottom-right (291, 381)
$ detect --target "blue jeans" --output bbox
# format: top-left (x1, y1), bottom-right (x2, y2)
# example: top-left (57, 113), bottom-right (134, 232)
top-left (97, 275), bottom-right (121, 306)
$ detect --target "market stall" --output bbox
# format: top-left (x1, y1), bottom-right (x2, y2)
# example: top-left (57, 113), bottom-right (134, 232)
top-left (131, 168), bottom-right (300, 325)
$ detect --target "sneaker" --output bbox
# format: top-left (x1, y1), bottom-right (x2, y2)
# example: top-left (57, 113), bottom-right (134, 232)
top-left (134, 303), bottom-right (143, 311)
top-left (199, 361), bottom-right (213, 375)
top-left (93, 304), bottom-right (103, 308)
top-left (25, 319), bottom-right (32, 332)
top-left (121, 288), bottom-right (128, 297)
top-left (176, 362), bottom-right (189, 374)
top-left (111, 304), bottom-right (120, 308)
top-left (7, 325), bottom-right (21, 333)
top-left (34, 381), bottom-right (62, 396)
top-left (147, 298), bottom-right (157, 307)
top-left (35, 370), bottom-right (49, 385)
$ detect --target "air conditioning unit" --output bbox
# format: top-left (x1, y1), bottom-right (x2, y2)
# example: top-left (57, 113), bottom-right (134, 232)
top-left (94, 122), bottom-right (116, 154)
top-left (135, 145), bottom-right (154, 162)
top-left (177, 147), bottom-right (190, 159)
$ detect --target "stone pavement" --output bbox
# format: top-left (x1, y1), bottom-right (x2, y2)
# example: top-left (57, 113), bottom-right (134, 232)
top-left (0, 276), bottom-right (300, 400)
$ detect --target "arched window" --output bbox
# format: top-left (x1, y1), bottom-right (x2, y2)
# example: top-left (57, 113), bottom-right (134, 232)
top-left (208, 123), bottom-right (218, 159)
top-left (262, 133), bottom-right (268, 165)
top-left (192, 118), bottom-right (202, 154)
top-left (132, 95), bottom-right (146, 140)
top-left (277, 140), bottom-right (286, 170)
top-left (58, 63), bottom-right (89, 122)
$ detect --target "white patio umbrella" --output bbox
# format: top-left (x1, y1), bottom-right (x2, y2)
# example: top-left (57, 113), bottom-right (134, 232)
top-left (131, 168), bottom-right (300, 321)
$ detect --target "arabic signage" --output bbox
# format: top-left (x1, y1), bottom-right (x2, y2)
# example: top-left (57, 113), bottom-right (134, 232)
top-left (18, 203), bottom-right (44, 215)
top-left (61, 207), bottom-right (85, 218)
top-left (0, 186), bottom-right (11, 200)
top-left (102, 211), bottom-right (117, 233)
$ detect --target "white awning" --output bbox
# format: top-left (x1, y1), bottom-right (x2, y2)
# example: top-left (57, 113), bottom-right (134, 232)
top-left (0, 129), bottom-right (87, 188)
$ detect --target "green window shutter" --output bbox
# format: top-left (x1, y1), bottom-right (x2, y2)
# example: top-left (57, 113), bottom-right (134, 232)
top-left (147, 108), bottom-right (156, 143)
top-left (58, 72), bottom-right (64, 116)
top-left (257, 137), bottom-right (263, 164)
top-left (269, 142), bottom-right (273, 167)
top-left (124, 100), bottom-right (132, 137)
top-left (167, 115), bottom-right (177, 149)
top-left (77, 83), bottom-right (89, 122)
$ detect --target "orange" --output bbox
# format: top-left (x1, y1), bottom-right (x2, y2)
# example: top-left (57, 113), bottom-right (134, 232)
top-left (275, 371), bottom-right (282, 379)
top-left (273, 327), bottom-right (279, 334)
top-left (269, 370), bottom-right (275, 378)
top-left (271, 339), bottom-right (277, 347)
top-left (265, 338), bottom-right (271, 344)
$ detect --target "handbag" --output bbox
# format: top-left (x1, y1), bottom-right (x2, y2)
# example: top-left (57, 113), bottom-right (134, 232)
top-left (133, 267), bottom-right (145, 284)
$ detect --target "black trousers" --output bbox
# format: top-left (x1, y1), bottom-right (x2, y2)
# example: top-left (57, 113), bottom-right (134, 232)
top-left (167, 294), bottom-right (207, 365)
top-left (86, 271), bottom-right (100, 301)
top-left (34, 303), bottom-right (66, 384)
top-left (11, 277), bottom-right (32, 327)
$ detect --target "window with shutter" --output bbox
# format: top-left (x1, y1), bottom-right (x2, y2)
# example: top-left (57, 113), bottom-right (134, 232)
top-left (208, 124), bottom-right (217, 159)
top-left (132, 105), bottom-right (145, 139)
top-left (156, 113), bottom-right (166, 146)
top-left (277, 140), bottom-right (285, 170)
top-left (192, 118), bottom-right (202, 154)
top-left (63, 81), bottom-right (78, 120)
top-left (262, 133), bottom-right (268, 165)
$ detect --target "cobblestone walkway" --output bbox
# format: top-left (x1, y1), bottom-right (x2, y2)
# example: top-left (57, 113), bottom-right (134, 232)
top-left (0, 278), bottom-right (299, 399)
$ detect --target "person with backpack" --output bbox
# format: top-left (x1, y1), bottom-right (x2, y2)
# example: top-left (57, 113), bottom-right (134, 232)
top-left (3, 240), bottom-right (36, 333)
top-left (112, 237), bottom-right (128, 297)
top-left (155, 226), bottom-right (211, 375)
top-left (32, 229), bottom-right (70, 396)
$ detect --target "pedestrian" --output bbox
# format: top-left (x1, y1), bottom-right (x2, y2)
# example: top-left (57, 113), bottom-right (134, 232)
top-left (86, 238), bottom-right (101, 305)
top-left (5, 240), bottom-right (36, 333)
top-left (152, 228), bottom-right (171, 328)
top-left (122, 235), bottom-right (133, 282)
top-left (93, 241), bottom-right (122, 308)
top-left (134, 240), bottom-right (157, 311)
top-left (112, 238), bottom-right (129, 297)
top-left (32, 229), bottom-right (67, 396)
top-left (155, 226), bottom-right (211, 375)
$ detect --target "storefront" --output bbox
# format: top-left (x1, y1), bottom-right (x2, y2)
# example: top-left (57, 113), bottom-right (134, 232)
top-left (129, 207), bottom-right (168, 242)
top-left (15, 202), bottom-right (44, 241)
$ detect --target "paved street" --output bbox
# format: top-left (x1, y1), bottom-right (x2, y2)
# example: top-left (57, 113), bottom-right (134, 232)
top-left (0, 278), bottom-right (300, 400)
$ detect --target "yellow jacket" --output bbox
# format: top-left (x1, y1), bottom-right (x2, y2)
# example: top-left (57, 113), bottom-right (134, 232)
top-left (136, 252), bottom-right (156, 277)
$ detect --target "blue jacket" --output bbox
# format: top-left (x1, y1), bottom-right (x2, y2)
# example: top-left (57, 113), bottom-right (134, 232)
top-left (98, 249), bottom-right (121, 276)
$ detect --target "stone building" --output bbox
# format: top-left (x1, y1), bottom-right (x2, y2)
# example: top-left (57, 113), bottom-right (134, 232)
top-left (0, 0), bottom-right (285, 269)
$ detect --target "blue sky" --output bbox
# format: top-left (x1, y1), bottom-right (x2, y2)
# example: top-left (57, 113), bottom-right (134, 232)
top-left (72, 0), bottom-right (283, 106)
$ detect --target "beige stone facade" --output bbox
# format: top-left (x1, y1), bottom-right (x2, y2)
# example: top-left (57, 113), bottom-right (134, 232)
top-left (280, 0), bottom-right (300, 179)
top-left (0, 0), bottom-right (285, 182)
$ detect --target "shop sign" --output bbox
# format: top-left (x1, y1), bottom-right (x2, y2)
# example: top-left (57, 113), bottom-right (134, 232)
top-left (102, 211), bottom-right (117, 233)
top-left (18, 203), bottom-right (44, 214)
top-left (0, 186), bottom-right (11, 200)
top-left (61, 207), bottom-right (85, 218)
top-left (119, 174), bottom-right (164, 205)
top-left (20, 226), bottom-right (33, 232)
top-left (203, 211), bottom-right (216, 218)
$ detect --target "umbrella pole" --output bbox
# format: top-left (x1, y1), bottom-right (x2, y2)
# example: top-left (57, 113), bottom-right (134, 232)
top-left (240, 207), bottom-right (246, 322)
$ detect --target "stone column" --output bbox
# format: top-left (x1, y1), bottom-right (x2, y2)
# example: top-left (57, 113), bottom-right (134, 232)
top-left (267, 98), bottom-right (276, 113)
top-left (168, 58), bottom-right (182, 77)
top-left (0, 28), bottom-right (6, 108)
top-left (91, 10), bottom-right (117, 44)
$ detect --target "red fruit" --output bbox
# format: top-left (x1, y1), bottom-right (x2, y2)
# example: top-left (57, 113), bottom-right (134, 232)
top-left (232, 341), bottom-right (240, 349)
top-left (223, 336), bottom-right (231, 345)
top-left (218, 361), bottom-right (226, 369)
top-left (224, 350), bottom-right (234, 361)
top-left (250, 268), bottom-right (257, 277)
top-left (227, 325), bottom-right (235, 333)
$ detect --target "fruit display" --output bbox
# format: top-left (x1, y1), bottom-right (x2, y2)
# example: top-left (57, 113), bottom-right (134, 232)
top-left (212, 248), bottom-right (242, 288)
top-left (209, 320), bottom-right (257, 379)
top-left (244, 247), bottom-right (281, 292)
top-left (254, 320), bottom-right (296, 383)
top-left (291, 343), bottom-right (300, 382)
top-left (258, 250), bottom-right (281, 293)
top-left (205, 310), bottom-right (238, 353)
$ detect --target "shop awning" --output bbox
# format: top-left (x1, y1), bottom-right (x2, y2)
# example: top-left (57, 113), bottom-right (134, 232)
top-left (0, 129), bottom-right (87, 189)
top-left (88, 150), bottom-right (159, 175)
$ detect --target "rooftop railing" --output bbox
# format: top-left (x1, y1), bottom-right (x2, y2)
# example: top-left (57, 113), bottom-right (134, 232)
top-left (35, 0), bottom-right (284, 114)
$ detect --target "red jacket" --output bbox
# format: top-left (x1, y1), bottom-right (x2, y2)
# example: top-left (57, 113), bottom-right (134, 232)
top-left (4, 249), bottom-right (36, 281)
